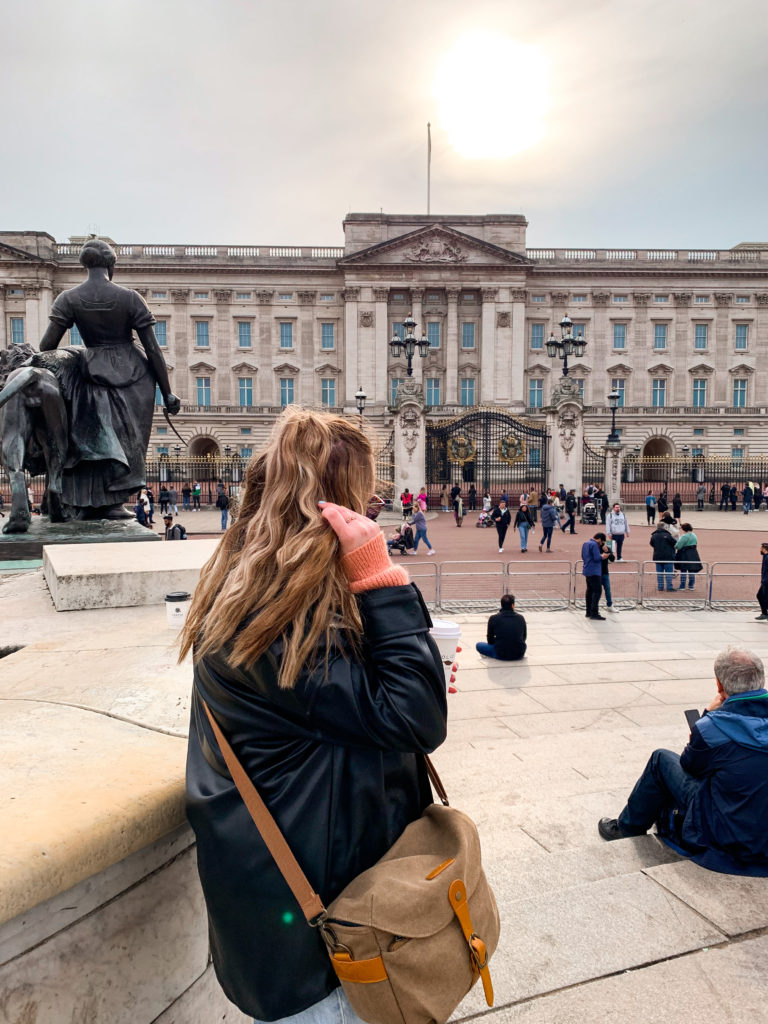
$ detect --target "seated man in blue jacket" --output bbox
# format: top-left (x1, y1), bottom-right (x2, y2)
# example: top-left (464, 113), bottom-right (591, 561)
top-left (476, 593), bottom-right (527, 660)
top-left (598, 646), bottom-right (768, 876)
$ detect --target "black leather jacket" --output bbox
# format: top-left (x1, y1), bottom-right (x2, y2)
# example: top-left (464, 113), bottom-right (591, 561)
top-left (186, 583), bottom-right (447, 1021)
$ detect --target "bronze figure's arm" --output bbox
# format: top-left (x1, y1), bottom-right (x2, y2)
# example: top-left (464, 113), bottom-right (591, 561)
top-left (136, 324), bottom-right (181, 415)
top-left (39, 321), bottom-right (68, 352)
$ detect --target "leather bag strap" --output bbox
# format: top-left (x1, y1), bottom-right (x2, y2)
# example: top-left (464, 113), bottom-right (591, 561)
top-left (202, 700), bottom-right (326, 924)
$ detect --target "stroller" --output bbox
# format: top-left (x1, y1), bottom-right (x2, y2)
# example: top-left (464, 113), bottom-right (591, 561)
top-left (580, 501), bottom-right (599, 525)
top-left (475, 510), bottom-right (494, 528)
top-left (388, 524), bottom-right (415, 555)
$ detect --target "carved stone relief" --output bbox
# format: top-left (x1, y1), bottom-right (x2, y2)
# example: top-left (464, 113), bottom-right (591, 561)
top-left (405, 240), bottom-right (467, 263)
top-left (557, 406), bottom-right (579, 461)
top-left (496, 311), bottom-right (511, 328)
top-left (359, 310), bottom-right (374, 328)
top-left (256, 290), bottom-right (274, 304)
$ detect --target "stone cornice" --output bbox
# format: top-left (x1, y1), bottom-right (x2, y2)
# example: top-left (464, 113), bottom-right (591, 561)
top-left (273, 361), bottom-right (300, 375)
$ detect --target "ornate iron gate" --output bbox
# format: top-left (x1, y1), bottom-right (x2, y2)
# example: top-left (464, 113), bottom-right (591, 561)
top-left (374, 430), bottom-right (395, 496)
top-left (425, 410), bottom-right (547, 501)
top-left (582, 439), bottom-right (606, 488)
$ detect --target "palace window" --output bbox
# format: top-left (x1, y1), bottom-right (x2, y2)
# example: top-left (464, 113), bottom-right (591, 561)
top-left (613, 295), bottom-right (628, 303)
top-left (613, 323), bottom-right (626, 350)
top-left (157, 446), bottom-right (169, 455)
top-left (157, 427), bottom-right (168, 435)
top-left (652, 379), bottom-right (666, 408)
top-left (732, 447), bottom-right (744, 459)
top-left (427, 292), bottom-right (442, 301)
top-left (321, 323), bottom-right (335, 349)
top-left (70, 324), bottom-right (83, 346)
top-left (241, 447), bottom-right (253, 458)
top-left (321, 378), bottom-right (336, 407)
top-left (155, 383), bottom-right (163, 405)
top-left (155, 321), bottom-right (167, 347)
top-left (692, 379), bottom-right (707, 407)
top-left (733, 378), bottom-right (747, 408)
top-left (654, 295), bottom-right (669, 303)
top-left (390, 378), bottom-right (403, 406)
top-left (279, 293), bottom-right (293, 301)
top-left (572, 322), bottom-right (586, 339)
top-left (530, 447), bottom-right (542, 467)
top-left (653, 324), bottom-right (667, 350)
top-left (531, 295), bottom-right (547, 303)
top-left (572, 295), bottom-right (587, 302)
top-left (573, 378), bottom-right (585, 400)
top-left (693, 428), bottom-right (704, 436)
top-left (694, 324), bottom-right (708, 350)
top-left (733, 428), bottom-right (745, 436)
top-left (196, 377), bottom-right (211, 406)
top-left (735, 324), bottom-right (748, 350)
top-left (10, 317), bottom-right (24, 344)
top-left (735, 296), bottom-right (750, 304)
top-left (236, 291), bottom-right (252, 300)
top-left (194, 291), bottom-right (209, 300)
top-left (427, 322), bottom-right (441, 348)
top-left (529, 379), bottom-right (543, 408)
top-left (238, 377), bottom-right (253, 407)
top-left (695, 295), bottom-right (710, 303)
top-left (530, 323), bottom-right (544, 349)
top-left (391, 322), bottom-right (405, 341)
top-left (611, 379), bottom-right (625, 406)
top-left (426, 378), bottom-right (441, 406)
top-left (280, 378), bottom-right (294, 406)
top-left (240, 427), bottom-right (252, 435)
top-left (151, 291), bottom-right (167, 300)
top-left (461, 322), bottom-right (475, 348)
top-left (460, 379), bottom-right (475, 406)
top-left (195, 321), bottom-right (210, 347)
top-left (320, 293), bottom-right (335, 301)
top-left (238, 321), bottom-right (252, 348)
top-left (7, 288), bottom-right (23, 296)
top-left (279, 322), bottom-right (293, 348)
top-left (692, 447), bottom-right (704, 457)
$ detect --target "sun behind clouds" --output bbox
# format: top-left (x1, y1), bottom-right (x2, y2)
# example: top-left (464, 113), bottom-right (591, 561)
top-left (433, 31), bottom-right (549, 160)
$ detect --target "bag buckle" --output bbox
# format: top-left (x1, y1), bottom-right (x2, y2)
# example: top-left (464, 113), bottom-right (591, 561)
top-left (308, 910), bottom-right (328, 929)
top-left (469, 933), bottom-right (488, 971)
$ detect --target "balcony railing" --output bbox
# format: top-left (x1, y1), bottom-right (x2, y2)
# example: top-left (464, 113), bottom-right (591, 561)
top-left (54, 244), bottom-right (346, 261)
top-left (524, 248), bottom-right (768, 264)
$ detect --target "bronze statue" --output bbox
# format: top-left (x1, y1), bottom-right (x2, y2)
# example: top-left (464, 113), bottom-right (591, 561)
top-left (0, 239), bottom-right (179, 532)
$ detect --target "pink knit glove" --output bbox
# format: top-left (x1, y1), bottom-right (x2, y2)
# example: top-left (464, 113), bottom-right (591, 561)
top-left (319, 501), bottom-right (408, 593)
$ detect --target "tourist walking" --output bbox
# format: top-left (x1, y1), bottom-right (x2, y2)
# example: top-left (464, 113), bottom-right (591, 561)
top-left (650, 522), bottom-right (677, 592)
top-left (440, 484), bottom-right (450, 511)
top-left (492, 498), bottom-right (511, 553)
top-left (467, 484), bottom-right (477, 511)
top-left (606, 502), bottom-right (630, 561)
top-left (730, 485), bottom-right (738, 511)
top-left (756, 543), bottom-right (768, 620)
top-left (658, 490), bottom-right (669, 515)
top-left (743, 484), bottom-right (753, 515)
top-left (146, 486), bottom-right (155, 524)
top-left (192, 480), bottom-right (201, 511)
top-left (675, 523), bottom-right (702, 590)
top-left (513, 502), bottom-right (534, 553)
top-left (696, 483), bottom-right (707, 511)
top-left (159, 485), bottom-right (170, 515)
top-left (561, 489), bottom-right (578, 534)
top-left (538, 499), bottom-right (560, 553)
top-left (582, 532), bottom-right (607, 620)
top-left (400, 488), bottom-right (414, 518)
top-left (527, 490), bottom-right (538, 523)
top-left (482, 490), bottom-right (492, 513)
top-left (417, 485), bottom-right (427, 510)
top-left (645, 491), bottom-right (657, 525)
top-left (598, 489), bottom-right (609, 524)
top-left (180, 407), bottom-right (446, 1024)
top-left (408, 503), bottom-right (436, 555)
top-left (169, 486), bottom-right (179, 516)
top-left (720, 482), bottom-right (730, 510)
top-left (182, 483), bottom-right (192, 511)
top-left (672, 493), bottom-right (682, 519)
top-left (599, 535), bottom-right (619, 613)
top-left (216, 488), bottom-right (230, 531)
top-left (453, 492), bottom-right (464, 526)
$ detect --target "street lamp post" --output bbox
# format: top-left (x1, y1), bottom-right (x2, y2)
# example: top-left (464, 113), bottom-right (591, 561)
top-left (546, 314), bottom-right (587, 377)
top-left (355, 386), bottom-right (367, 422)
top-left (607, 388), bottom-right (621, 443)
top-left (390, 313), bottom-right (430, 377)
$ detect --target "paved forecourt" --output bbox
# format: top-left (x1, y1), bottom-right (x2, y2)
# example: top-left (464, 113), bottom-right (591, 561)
top-left (1, 550), bottom-right (767, 1020)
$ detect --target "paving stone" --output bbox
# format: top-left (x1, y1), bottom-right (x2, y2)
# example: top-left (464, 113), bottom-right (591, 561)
top-left (453, 871), bottom-right (723, 1015)
top-left (547, 660), bottom-right (674, 684)
top-left (454, 665), bottom-right (573, 690)
top-left (154, 962), bottom-right (251, 1023)
top-left (446, 689), bottom-right (549, 720)
top-left (454, 934), bottom-right (768, 1023)
top-left (498, 708), bottom-right (632, 737)
top-left (519, 681), bottom-right (660, 713)
top-left (633, 677), bottom-right (719, 704)
top-left (644, 860), bottom-right (768, 936)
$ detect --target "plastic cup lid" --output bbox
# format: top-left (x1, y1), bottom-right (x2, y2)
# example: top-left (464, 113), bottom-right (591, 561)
top-left (429, 618), bottom-right (462, 638)
top-left (166, 591), bottom-right (191, 601)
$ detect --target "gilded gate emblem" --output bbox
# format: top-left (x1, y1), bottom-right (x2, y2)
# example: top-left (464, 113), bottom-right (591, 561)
top-left (447, 434), bottom-right (476, 466)
top-left (498, 434), bottom-right (524, 465)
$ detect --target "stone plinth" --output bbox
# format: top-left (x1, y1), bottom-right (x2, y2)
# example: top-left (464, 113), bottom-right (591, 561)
top-left (43, 538), bottom-right (219, 611)
top-left (0, 516), bottom-right (160, 561)
top-left (545, 378), bottom-right (584, 494)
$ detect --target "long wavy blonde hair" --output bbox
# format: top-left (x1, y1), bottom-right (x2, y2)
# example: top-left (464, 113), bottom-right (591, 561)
top-left (179, 407), bottom-right (375, 688)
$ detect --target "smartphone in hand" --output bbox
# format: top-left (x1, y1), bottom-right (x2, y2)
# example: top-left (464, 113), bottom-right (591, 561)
top-left (684, 709), bottom-right (701, 731)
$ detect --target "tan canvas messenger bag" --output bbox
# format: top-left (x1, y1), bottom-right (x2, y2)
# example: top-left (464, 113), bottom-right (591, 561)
top-left (203, 701), bottom-right (500, 1024)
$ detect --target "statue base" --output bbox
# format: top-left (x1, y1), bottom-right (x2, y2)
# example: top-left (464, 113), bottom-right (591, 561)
top-left (0, 516), bottom-right (160, 561)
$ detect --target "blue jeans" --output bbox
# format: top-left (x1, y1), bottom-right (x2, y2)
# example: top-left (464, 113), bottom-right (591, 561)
top-left (221, 509), bottom-right (228, 530)
top-left (655, 562), bottom-right (674, 590)
top-left (254, 988), bottom-right (365, 1024)
top-left (601, 573), bottom-right (612, 607)
top-left (518, 522), bottom-right (530, 550)
top-left (476, 641), bottom-right (526, 660)
top-left (678, 569), bottom-right (695, 589)
top-left (413, 526), bottom-right (431, 551)
top-left (618, 748), bottom-right (701, 836)
top-left (540, 525), bottom-right (553, 550)
top-left (612, 534), bottom-right (625, 559)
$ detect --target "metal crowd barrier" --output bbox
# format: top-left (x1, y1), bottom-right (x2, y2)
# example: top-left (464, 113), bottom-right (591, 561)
top-left (708, 562), bottom-right (761, 610)
top-left (506, 560), bottom-right (572, 610)
top-left (437, 561), bottom-right (507, 613)
top-left (639, 560), bottom-right (710, 610)
top-left (573, 559), bottom-right (642, 609)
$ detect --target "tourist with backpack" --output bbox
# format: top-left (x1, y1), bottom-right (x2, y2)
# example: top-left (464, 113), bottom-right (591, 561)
top-left (216, 489), bottom-right (230, 531)
top-left (163, 513), bottom-right (187, 540)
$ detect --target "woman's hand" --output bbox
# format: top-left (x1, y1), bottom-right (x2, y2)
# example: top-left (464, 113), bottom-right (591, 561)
top-left (319, 501), bottom-right (381, 557)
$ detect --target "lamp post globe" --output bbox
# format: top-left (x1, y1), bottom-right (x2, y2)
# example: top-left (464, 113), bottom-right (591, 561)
top-left (355, 386), bottom-right (367, 417)
top-left (389, 313), bottom-right (430, 377)
top-left (607, 388), bottom-right (621, 443)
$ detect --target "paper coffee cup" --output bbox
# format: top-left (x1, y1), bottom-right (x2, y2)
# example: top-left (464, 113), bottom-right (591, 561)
top-left (429, 618), bottom-right (462, 686)
top-left (165, 591), bottom-right (191, 628)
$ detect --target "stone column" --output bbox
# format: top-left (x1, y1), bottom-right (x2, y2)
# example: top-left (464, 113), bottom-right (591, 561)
top-left (0, 287), bottom-right (6, 348)
top-left (343, 287), bottom-right (360, 405)
top-left (509, 289), bottom-right (527, 409)
top-left (297, 290), bottom-right (317, 405)
top-left (393, 378), bottom-right (426, 500)
top-left (673, 292), bottom-right (693, 403)
top-left (214, 290), bottom-right (233, 403)
top-left (603, 441), bottom-right (624, 506)
top-left (38, 280), bottom-right (54, 331)
top-left (24, 287), bottom-right (41, 345)
top-left (171, 289), bottom-right (190, 401)
top-left (373, 287), bottom-right (389, 406)
top-left (544, 376), bottom-right (584, 494)
top-left (256, 290), bottom-right (274, 404)
top-left (713, 293), bottom-right (732, 405)
top-left (445, 287), bottom-right (459, 405)
top-left (480, 288), bottom-right (497, 404)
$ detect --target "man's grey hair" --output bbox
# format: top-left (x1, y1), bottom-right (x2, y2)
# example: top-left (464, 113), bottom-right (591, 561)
top-left (713, 646), bottom-right (765, 695)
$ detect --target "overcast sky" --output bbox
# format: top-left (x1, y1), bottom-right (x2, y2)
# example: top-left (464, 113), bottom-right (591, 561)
top-left (1, 0), bottom-right (766, 249)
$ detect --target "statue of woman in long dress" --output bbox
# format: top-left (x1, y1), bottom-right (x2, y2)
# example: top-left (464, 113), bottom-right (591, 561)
top-left (37, 238), bottom-right (180, 518)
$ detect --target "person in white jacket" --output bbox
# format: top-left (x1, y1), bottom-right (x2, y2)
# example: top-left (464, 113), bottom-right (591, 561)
top-left (606, 502), bottom-right (630, 561)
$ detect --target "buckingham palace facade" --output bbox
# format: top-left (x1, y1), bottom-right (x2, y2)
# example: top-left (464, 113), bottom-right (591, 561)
top-left (2, 212), bottom-right (768, 463)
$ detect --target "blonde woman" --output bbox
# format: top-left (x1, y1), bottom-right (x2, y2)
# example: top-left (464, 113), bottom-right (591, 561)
top-left (181, 408), bottom-right (447, 1024)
